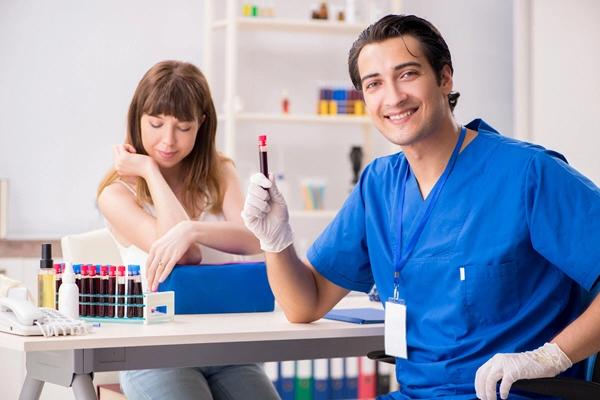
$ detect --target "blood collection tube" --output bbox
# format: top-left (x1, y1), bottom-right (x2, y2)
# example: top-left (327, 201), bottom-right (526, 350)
top-left (88, 266), bottom-right (97, 317)
top-left (80, 265), bottom-right (89, 317)
top-left (107, 265), bottom-right (116, 318)
top-left (99, 265), bottom-right (108, 318)
top-left (127, 265), bottom-right (136, 318)
top-left (134, 266), bottom-right (143, 318)
top-left (258, 135), bottom-right (269, 177)
top-left (117, 266), bottom-right (126, 318)
top-left (74, 264), bottom-right (82, 315)
top-left (54, 263), bottom-right (62, 310)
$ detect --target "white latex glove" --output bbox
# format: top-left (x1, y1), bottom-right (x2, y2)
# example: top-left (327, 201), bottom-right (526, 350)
top-left (241, 172), bottom-right (294, 253)
top-left (475, 342), bottom-right (573, 400)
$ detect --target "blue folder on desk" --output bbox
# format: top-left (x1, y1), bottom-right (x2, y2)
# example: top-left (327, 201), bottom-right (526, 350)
top-left (323, 308), bottom-right (384, 324)
top-left (158, 262), bottom-right (274, 314)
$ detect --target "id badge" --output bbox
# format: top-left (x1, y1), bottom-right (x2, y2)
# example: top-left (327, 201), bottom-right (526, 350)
top-left (385, 298), bottom-right (407, 359)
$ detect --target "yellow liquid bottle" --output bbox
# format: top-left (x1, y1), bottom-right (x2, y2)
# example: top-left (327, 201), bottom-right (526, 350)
top-left (38, 269), bottom-right (55, 308)
top-left (38, 243), bottom-right (55, 308)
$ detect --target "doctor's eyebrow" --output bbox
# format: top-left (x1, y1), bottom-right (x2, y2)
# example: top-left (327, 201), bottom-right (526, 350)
top-left (360, 61), bottom-right (423, 85)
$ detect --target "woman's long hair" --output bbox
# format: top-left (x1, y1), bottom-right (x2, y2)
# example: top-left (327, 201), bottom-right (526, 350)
top-left (97, 60), bottom-right (228, 217)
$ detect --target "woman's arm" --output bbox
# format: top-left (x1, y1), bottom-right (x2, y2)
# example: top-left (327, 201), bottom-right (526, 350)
top-left (145, 160), bottom-right (262, 291)
top-left (98, 144), bottom-right (202, 262)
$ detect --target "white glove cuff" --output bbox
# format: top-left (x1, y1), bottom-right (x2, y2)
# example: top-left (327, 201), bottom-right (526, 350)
top-left (260, 228), bottom-right (295, 253)
top-left (536, 342), bottom-right (573, 372)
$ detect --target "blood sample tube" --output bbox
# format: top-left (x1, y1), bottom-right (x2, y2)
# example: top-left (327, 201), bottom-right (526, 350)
top-left (74, 264), bottom-right (82, 316)
top-left (99, 265), bottom-right (108, 318)
top-left (80, 265), bottom-right (89, 317)
top-left (88, 266), bottom-right (97, 317)
top-left (54, 263), bottom-right (62, 310)
top-left (117, 266), bottom-right (126, 318)
top-left (258, 135), bottom-right (269, 177)
top-left (107, 265), bottom-right (116, 318)
top-left (127, 265), bottom-right (136, 318)
top-left (134, 266), bottom-right (144, 318)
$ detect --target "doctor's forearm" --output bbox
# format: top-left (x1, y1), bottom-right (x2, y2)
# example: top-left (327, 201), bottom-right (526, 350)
top-left (265, 246), bottom-right (321, 323)
top-left (551, 293), bottom-right (600, 364)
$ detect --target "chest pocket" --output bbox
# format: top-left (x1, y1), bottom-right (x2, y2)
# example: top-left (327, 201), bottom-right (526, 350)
top-left (462, 261), bottom-right (521, 324)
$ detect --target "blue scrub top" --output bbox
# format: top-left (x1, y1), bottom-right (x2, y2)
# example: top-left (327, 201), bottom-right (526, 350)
top-left (308, 119), bottom-right (600, 399)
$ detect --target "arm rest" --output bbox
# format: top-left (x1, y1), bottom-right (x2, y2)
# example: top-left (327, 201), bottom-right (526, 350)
top-left (367, 350), bottom-right (395, 364)
top-left (511, 376), bottom-right (600, 400)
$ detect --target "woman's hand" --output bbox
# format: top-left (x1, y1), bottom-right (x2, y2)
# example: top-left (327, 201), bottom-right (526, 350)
top-left (146, 221), bottom-right (202, 292)
top-left (113, 144), bottom-right (156, 179)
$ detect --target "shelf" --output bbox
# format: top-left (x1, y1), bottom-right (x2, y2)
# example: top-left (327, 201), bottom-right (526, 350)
top-left (212, 17), bottom-right (368, 35)
top-left (218, 112), bottom-right (372, 125)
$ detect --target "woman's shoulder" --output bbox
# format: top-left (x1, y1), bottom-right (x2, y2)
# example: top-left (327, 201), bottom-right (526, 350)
top-left (98, 178), bottom-right (138, 206)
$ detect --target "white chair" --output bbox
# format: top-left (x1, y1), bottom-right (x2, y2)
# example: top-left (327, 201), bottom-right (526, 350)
top-left (61, 228), bottom-right (123, 266)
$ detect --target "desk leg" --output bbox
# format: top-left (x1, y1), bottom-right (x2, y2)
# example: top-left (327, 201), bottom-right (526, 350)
top-left (71, 374), bottom-right (98, 400)
top-left (18, 374), bottom-right (44, 400)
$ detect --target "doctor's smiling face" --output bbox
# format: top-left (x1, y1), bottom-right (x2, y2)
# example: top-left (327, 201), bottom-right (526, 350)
top-left (358, 35), bottom-right (454, 149)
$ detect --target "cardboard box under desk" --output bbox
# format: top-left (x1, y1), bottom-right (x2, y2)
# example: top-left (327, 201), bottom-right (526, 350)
top-left (157, 262), bottom-right (275, 314)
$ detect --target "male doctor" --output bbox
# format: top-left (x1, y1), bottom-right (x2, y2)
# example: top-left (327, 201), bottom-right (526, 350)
top-left (240, 14), bottom-right (600, 400)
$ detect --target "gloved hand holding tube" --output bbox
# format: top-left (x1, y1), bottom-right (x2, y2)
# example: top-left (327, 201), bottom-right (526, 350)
top-left (474, 342), bottom-right (573, 400)
top-left (242, 172), bottom-right (294, 253)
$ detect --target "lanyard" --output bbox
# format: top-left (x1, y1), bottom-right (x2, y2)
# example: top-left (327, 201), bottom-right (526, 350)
top-left (393, 126), bottom-right (467, 300)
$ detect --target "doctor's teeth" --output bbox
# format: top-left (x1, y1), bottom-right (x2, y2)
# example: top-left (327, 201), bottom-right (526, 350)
top-left (389, 110), bottom-right (414, 120)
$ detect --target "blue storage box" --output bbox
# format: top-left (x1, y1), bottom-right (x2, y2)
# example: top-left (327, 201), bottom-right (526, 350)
top-left (157, 262), bottom-right (275, 314)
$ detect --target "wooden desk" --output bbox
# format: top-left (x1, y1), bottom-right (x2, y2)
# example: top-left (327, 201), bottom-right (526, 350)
top-left (1, 296), bottom-right (384, 400)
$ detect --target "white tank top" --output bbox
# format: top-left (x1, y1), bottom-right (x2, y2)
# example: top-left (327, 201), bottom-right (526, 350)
top-left (106, 180), bottom-right (235, 291)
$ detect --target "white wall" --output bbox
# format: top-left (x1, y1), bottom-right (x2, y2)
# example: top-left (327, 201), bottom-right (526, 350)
top-left (0, 1), bottom-right (204, 238)
top-left (0, 0), bottom-right (514, 239)
top-left (529, 0), bottom-right (600, 184)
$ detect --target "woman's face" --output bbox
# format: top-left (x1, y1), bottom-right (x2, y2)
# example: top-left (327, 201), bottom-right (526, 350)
top-left (140, 114), bottom-right (201, 169)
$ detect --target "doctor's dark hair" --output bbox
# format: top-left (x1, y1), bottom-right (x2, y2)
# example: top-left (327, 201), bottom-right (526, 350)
top-left (97, 60), bottom-right (229, 217)
top-left (348, 14), bottom-right (460, 112)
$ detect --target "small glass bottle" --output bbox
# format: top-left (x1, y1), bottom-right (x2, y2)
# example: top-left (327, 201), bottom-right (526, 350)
top-left (38, 243), bottom-right (55, 308)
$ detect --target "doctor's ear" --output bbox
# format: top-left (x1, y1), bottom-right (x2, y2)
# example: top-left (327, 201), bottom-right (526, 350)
top-left (440, 65), bottom-right (453, 95)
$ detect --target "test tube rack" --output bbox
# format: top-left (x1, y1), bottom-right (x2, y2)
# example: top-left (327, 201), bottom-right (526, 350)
top-left (80, 291), bottom-right (175, 325)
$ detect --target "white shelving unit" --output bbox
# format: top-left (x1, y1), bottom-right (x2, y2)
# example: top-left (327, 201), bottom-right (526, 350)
top-left (203, 0), bottom-right (400, 227)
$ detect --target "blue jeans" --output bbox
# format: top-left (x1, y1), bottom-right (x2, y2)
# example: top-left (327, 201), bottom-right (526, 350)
top-left (119, 364), bottom-right (280, 400)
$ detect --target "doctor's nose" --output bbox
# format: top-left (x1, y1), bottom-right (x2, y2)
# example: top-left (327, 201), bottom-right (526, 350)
top-left (384, 84), bottom-right (408, 107)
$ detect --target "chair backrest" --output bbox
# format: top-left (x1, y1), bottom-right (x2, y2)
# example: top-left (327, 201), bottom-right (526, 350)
top-left (61, 228), bottom-right (123, 266)
top-left (581, 281), bottom-right (600, 383)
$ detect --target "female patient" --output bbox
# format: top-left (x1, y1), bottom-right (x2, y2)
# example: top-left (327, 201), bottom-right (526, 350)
top-left (97, 60), bottom-right (278, 400)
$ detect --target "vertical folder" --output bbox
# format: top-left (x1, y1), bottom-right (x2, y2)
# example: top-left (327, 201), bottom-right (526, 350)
top-left (312, 358), bottom-right (329, 400)
top-left (358, 356), bottom-right (377, 399)
top-left (329, 357), bottom-right (345, 399)
top-left (376, 360), bottom-right (393, 396)
top-left (344, 357), bottom-right (359, 399)
top-left (264, 362), bottom-right (279, 393)
top-left (279, 360), bottom-right (296, 400)
top-left (295, 359), bottom-right (313, 400)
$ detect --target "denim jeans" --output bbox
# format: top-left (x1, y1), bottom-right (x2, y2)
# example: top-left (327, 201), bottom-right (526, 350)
top-left (119, 364), bottom-right (280, 400)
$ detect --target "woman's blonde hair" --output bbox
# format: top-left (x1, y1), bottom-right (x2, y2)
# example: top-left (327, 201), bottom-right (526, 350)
top-left (97, 60), bottom-right (228, 217)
